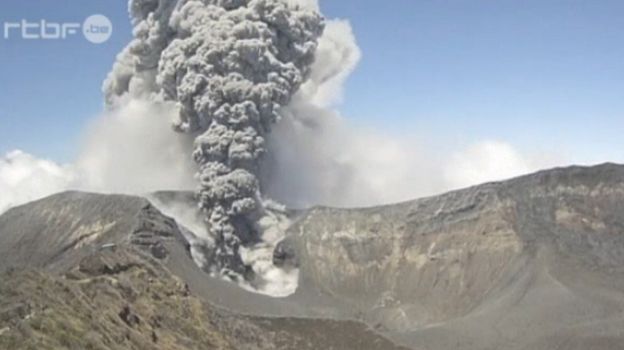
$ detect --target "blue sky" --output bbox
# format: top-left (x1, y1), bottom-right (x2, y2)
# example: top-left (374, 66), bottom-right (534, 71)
top-left (1, 0), bottom-right (623, 164)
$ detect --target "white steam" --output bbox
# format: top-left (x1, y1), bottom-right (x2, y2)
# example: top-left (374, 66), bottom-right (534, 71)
top-left (76, 99), bottom-right (197, 194)
top-left (299, 19), bottom-right (361, 108)
top-left (0, 151), bottom-right (75, 214)
top-left (445, 140), bottom-right (537, 190)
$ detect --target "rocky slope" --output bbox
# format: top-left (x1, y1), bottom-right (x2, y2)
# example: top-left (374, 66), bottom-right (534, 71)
top-left (1, 163), bottom-right (624, 349)
top-left (287, 163), bottom-right (624, 349)
top-left (0, 192), bottom-right (406, 350)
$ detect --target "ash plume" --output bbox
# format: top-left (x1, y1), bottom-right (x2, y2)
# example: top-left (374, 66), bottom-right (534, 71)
top-left (0, 0), bottom-right (568, 298)
top-left (104, 0), bottom-right (324, 281)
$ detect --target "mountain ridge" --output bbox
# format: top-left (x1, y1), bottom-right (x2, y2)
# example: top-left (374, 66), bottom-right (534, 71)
top-left (1, 162), bottom-right (624, 349)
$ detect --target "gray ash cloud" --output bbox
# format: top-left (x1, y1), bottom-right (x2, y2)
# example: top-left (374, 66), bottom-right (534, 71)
top-left (105, 0), bottom-right (324, 279)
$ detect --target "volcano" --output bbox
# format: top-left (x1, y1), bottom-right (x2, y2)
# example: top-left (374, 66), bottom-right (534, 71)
top-left (2, 163), bottom-right (624, 349)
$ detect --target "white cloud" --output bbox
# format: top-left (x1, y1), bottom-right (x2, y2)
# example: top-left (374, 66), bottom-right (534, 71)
top-left (0, 98), bottom-right (199, 215)
top-left (443, 140), bottom-right (560, 190)
top-left (0, 137), bottom-right (565, 216)
top-left (0, 150), bottom-right (75, 214)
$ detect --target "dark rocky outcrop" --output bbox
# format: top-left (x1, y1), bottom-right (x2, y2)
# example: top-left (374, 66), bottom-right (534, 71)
top-left (273, 238), bottom-right (299, 268)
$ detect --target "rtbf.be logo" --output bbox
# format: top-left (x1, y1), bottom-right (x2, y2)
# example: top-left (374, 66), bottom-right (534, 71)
top-left (3, 14), bottom-right (112, 44)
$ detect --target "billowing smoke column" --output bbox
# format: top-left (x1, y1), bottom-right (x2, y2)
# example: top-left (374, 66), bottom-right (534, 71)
top-left (105, 0), bottom-right (324, 281)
